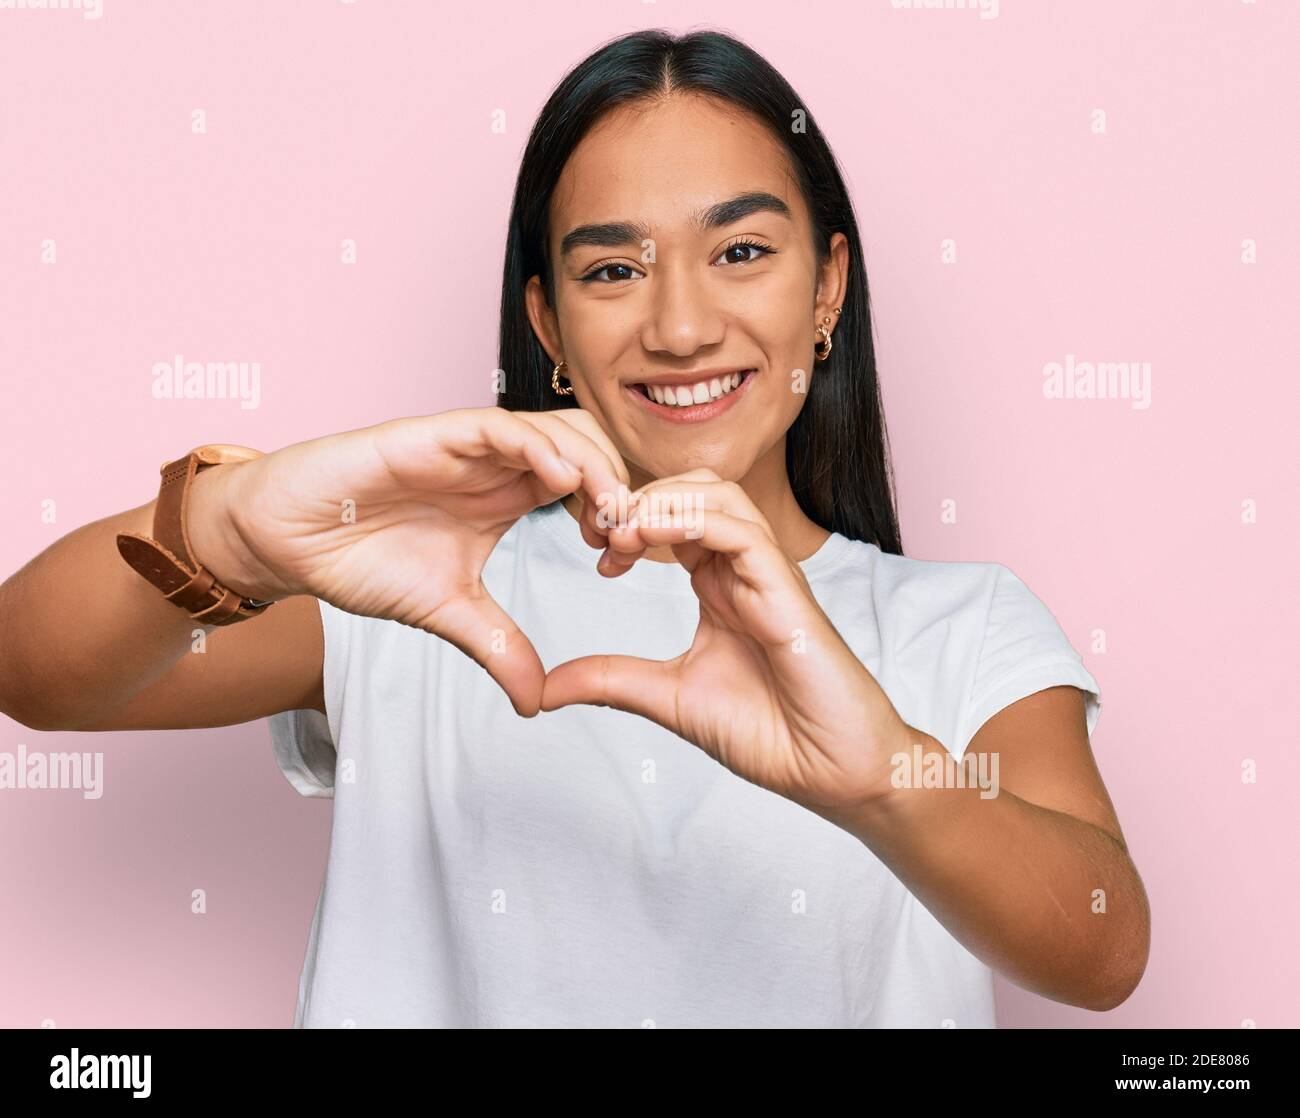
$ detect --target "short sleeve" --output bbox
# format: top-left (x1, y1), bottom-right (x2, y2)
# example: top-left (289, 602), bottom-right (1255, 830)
top-left (266, 596), bottom-right (340, 799)
top-left (953, 565), bottom-right (1101, 757)
top-left (268, 707), bottom-right (336, 798)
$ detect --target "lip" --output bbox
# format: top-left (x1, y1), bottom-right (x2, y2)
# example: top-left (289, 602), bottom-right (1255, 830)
top-left (625, 369), bottom-right (757, 424)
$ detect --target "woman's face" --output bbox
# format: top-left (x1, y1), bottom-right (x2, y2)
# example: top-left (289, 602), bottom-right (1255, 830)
top-left (526, 94), bottom-right (848, 490)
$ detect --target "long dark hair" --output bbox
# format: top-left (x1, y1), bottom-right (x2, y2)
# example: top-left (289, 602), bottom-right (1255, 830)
top-left (496, 28), bottom-right (903, 555)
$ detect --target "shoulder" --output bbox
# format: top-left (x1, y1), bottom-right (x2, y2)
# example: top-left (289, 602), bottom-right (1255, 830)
top-left (821, 538), bottom-right (1066, 626)
top-left (813, 538), bottom-right (1008, 643)
top-left (871, 550), bottom-right (1063, 642)
top-left (869, 546), bottom-right (1005, 609)
top-left (814, 542), bottom-right (1099, 754)
top-left (855, 545), bottom-right (1083, 668)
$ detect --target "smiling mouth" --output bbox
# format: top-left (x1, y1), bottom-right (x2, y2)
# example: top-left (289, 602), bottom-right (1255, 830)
top-left (632, 369), bottom-right (756, 407)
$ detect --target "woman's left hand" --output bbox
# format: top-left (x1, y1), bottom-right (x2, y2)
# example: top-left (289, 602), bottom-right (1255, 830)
top-left (540, 469), bottom-right (917, 821)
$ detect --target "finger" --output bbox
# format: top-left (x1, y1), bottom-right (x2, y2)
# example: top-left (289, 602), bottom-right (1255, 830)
top-left (514, 429), bottom-right (586, 497)
top-left (590, 488), bottom-right (646, 573)
top-left (516, 412), bottom-right (639, 557)
top-left (606, 478), bottom-right (778, 556)
top-left (543, 408), bottom-right (633, 487)
top-left (423, 589), bottom-right (547, 718)
top-left (595, 542), bottom-right (645, 578)
top-left (628, 505), bottom-right (793, 590)
top-left (579, 488), bottom-right (620, 551)
top-left (588, 484), bottom-right (646, 568)
top-left (480, 411), bottom-right (590, 497)
top-left (598, 474), bottom-right (744, 575)
top-left (382, 410), bottom-right (581, 496)
top-left (513, 411), bottom-right (629, 519)
top-left (632, 474), bottom-right (774, 538)
top-left (541, 653), bottom-right (680, 728)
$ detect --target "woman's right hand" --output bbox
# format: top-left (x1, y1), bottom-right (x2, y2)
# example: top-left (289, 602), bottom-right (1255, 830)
top-left (187, 407), bottom-right (631, 716)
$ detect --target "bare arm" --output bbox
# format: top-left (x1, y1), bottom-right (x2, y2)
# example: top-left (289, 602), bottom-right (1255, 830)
top-left (0, 483), bottom-right (323, 733)
top-left (835, 687), bottom-right (1150, 1012)
top-left (0, 408), bottom-right (632, 733)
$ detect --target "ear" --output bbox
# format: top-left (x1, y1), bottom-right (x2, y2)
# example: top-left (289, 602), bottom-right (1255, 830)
top-left (814, 232), bottom-right (850, 324)
top-left (524, 274), bottom-right (563, 367)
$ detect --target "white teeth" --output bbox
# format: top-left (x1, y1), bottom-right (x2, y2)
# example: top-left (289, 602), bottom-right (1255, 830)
top-left (643, 371), bottom-right (750, 407)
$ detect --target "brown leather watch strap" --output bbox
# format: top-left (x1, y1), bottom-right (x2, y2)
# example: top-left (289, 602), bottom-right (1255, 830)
top-left (116, 444), bottom-right (275, 627)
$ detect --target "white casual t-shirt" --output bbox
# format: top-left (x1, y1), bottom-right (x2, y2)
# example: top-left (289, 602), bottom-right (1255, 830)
top-left (268, 499), bottom-right (1100, 1028)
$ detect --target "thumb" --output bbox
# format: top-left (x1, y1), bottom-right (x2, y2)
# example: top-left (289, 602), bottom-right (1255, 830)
top-left (426, 591), bottom-right (546, 718)
top-left (540, 654), bottom-right (680, 728)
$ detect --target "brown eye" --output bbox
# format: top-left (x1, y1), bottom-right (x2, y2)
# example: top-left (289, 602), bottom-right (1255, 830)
top-left (713, 240), bottom-right (777, 267)
top-left (580, 262), bottom-right (642, 284)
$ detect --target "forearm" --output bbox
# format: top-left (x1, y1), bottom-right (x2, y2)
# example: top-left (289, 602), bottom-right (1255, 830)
top-left (826, 731), bottom-right (1150, 1011)
top-left (0, 501), bottom-right (200, 730)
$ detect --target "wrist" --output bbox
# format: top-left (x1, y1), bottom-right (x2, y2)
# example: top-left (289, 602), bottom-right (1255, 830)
top-left (187, 462), bottom-right (294, 603)
top-left (808, 721), bottom-right (942, 837)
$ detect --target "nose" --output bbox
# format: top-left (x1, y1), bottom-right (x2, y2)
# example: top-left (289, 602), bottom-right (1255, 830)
top-left (638, 254), bottom-right (726, 358)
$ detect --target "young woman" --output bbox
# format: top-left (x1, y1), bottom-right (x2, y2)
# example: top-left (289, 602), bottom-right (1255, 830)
top-left (0, 29), bottom-right (1148, 1028)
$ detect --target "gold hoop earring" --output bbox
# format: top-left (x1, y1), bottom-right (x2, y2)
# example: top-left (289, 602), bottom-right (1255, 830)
top-left (814, 310), bottom-right (839, 363)
top-left (551, 360), bottom-right (574, 396)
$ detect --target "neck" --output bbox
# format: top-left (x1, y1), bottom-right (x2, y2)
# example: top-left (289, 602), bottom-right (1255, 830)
top-left (560, 437), bottom-right (832, 565)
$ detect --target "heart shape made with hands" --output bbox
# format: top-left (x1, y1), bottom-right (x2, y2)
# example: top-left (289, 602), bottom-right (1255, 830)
top-left (535, 476), bottom-right (715, 710)
top-left (469, 463), bottom-right (740, 722)
top-left (492, 464), bottom-right (801, 734)
top-left (468, 444), bottom-right (911, 820)
top-left (474, 476), bottom-right (662, 719)
top-left (519, 468), bottom-right (906, 821)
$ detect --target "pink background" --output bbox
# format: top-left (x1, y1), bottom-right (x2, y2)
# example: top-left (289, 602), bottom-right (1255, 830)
top-left (1, 0), bottom-right (1295, 1028)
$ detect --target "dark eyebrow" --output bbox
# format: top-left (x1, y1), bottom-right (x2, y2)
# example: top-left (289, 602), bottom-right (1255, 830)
top-left (558, 191), bottom-right (792, 258)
